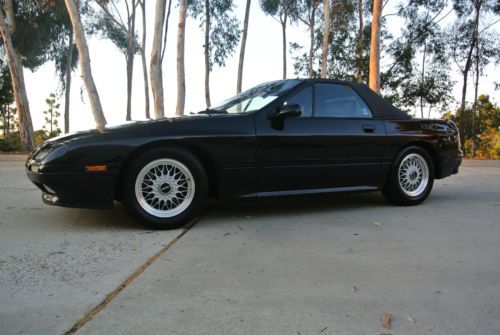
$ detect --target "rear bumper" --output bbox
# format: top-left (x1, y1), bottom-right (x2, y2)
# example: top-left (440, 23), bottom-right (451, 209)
top-left (438, 150), bottom-right (462, 179)
top-left (26, 169), bottom-right (118, 209)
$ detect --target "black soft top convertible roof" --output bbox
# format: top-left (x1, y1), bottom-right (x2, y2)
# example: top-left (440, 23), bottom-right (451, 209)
top-left (350, 83), bottom-right (411, 120)
top-left (297, 79), bottom-right (411, 120)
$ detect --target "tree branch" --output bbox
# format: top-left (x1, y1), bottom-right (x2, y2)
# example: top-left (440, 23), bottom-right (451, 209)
top-left (385, 7), bottom-right (453, 75)
top-left (161, 0), bottom-right (173, 62)
top-left (96, 2), bottom-right (127, 31)
top-left (479, 18), bottom-right (500, 35)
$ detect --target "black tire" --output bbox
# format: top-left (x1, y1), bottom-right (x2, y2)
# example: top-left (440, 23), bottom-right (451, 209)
top-left (382, 146), bottom-right (434, 206)
top-left (122, 147), bottom-right (208, 229)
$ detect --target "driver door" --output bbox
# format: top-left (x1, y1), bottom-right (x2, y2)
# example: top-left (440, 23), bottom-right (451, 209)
top-left (255, 82), bottom-right (388, 195)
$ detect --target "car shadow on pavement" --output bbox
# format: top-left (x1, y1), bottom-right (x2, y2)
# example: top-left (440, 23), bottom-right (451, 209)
top-left (206, 191), bottom-right (388, 221)
top-left (45, 202), bottom-right (145, 231)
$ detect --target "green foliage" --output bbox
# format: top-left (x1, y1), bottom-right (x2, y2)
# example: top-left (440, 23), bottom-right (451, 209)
top-left (0, 105), bottom-right (18, 135)
top-left (42, 93), bottom-right (62, 137)
top-left (442, 94), bottom-right (500, 158)
top-left (190, 0), bottom-right (241, 71)
top-left (0, 55), bottom-right (14, 107)
top-left (34, 129), bottom-right (51, 147)
top-left (4, 1), bottom-right (83, 90)
top-left (11, 0), bottom-right (70, 70)
top-left (259, 0), bottom-right (297, 18)
top-left (90, 10), bottom-right (140, 56)
top-left (448, 15), bottom-right (500, 81)
top-left (0, 105), bottom-right (20, 151)
top-left (382, 0), bottom-right (453, 116)
top-left (291, 0), bottom-right (359, 79)
top-left (0, 131), bottom-right (21, 151)
top-left (54, 35), bottom-right (79, 91)
top-left (475, 128), bottom-right (500, 159)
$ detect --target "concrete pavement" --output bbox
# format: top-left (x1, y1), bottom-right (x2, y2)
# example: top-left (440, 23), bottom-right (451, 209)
top-left (1, 155), bottom-right (499, 334)
top-left (0, 155), bottom-right (183, 334)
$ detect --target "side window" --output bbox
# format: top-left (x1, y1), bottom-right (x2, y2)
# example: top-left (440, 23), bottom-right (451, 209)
top-left (314, 83), bottom-right (372, 118)
top-left (283, 87), bottom-right (313, 117)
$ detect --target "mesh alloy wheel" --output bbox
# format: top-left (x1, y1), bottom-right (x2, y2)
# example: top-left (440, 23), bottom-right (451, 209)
top-left (134, 158), bottom-right (195, 218)
top-left (398, 153), bottom-right (430, 197)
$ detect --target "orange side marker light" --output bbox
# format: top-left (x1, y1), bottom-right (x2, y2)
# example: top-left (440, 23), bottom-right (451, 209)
top-left (85, 165), bottom-right (108, 172)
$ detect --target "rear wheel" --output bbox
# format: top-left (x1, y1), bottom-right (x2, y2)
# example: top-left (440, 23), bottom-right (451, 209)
top-left (382, 146), bottom-right (434, 206)
top-left (123, 147), bottom-right (208, 229)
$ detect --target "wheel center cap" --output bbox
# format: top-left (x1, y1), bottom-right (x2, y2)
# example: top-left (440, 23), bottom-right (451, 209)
top-left (410, 171), bottom-right (418, 180)
top-left (159, 182), bottom-right (171, 194)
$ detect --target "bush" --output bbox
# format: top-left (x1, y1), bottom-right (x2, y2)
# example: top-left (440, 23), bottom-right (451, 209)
top-left (34, 130), bottom-right (50, 147)
top-left (0, 132), bottom-right (22, 151)
top-left (0, 130), bottom-right (55, 152)
top-left (476, 128), bottom-right (500, 159)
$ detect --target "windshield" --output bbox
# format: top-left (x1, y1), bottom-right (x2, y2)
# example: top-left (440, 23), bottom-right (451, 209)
top-left (211, 80), bottom-right (301, 114)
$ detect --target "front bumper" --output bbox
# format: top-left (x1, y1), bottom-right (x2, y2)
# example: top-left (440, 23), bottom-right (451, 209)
top-left (26, 168), bottom-right (118, 209)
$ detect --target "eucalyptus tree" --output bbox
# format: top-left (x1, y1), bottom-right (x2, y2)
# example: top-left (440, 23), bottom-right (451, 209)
top-left (449, 0), bottom-right (500, 147)
top-left (355, 0), bottom-right (364, 81)
top-left (176, 0), bottom-right (188, 116)
top-left (95, 0), bottom-right (140, 121)
top-left (469, 30), bottom-right (500, 154)
top-left (369, 0), bottom-right (382, 92)
top-left (259, 0), bottom-right (296, 78)
top-left (0, 0), bottom-right (34, 150)
top-left (138, 0), bottom-right (149, 118)
top-left (0, 58), bottom-right (14, 138)
top-left (237, 0), bottom-right (251, 93)
top-left (65, 0), bottom-right (107, 129)
top-left (294, 0), bottom-right (320, 77)
top-left (327, 0), bottom-right (358, 79)
top-left (190, 0), bottom-right (240, 107)
top-left (0, 0), bottom-right (73, 148)
top-left (290, 0), bottom-right (358, 80)
top-left (321, 0), bottom-right (330, 78)
top-left (151, 0), bottom-right (173, 118)
top-left (383, 0), bottom-right (453, 117)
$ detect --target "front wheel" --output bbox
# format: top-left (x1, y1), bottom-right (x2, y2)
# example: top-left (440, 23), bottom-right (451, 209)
top-left (122, 147), bottom-right (208, 229)
top-left (382, 146), bottom-right (434, 206)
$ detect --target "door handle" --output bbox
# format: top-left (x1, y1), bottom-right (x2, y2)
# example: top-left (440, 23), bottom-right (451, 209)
top-left (362, 125), bottom-right (376, 133)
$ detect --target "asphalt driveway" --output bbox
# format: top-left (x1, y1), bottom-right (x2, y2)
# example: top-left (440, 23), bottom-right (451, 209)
top-left (1, 155), bottom-right (499, 334)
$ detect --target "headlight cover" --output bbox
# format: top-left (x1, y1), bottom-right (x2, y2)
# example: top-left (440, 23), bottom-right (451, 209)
top-left (40, 145), bottom-right (68, 164)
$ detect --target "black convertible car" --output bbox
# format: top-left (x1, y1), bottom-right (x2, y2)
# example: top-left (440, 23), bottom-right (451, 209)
top-left (26, 79), bottom-right (462, 229)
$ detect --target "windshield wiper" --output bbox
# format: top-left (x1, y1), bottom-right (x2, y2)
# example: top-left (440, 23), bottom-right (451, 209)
top-left (197, 108), bottom-right (228, 115)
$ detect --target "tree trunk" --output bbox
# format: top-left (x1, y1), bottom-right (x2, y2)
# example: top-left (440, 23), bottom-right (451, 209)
top-left (420, 40), bottom-right (427, 118)
top-left (50, 108), bottom-right (53, 135)
top-left (0, 7), bottom-right (34, 151)
top-left (369, 0), bottom-right (382, 93)
top-left (356, 0), bottom-right (363, 82)
top-left (139, 0), bottom-right (150, 119)
top-left (150, 0), bottom-right (166, 118)
top-left (471, 37), bottom-right (480, 157)
top-left (126, 2), bottom-right (137, 121)
top-left (459, 3), bottom-right (480, 153)
top-left (308, 3), bottom-right (317, 78)
top-left (161, 0), bottom-right (173, 61)
top-left (64, 27), bottom-right (73, 133)
top-left (204, 0), bottom-right (211, 108)
top-left (125, 17), bottom-right (135, 121)
top-left (176, 0), bottom-right (188, 116)
top-left (64, 0), bottom-right (107, 129)
top-left (321, 0), bottom-right (329, 78)
top-left (237, 0), bottom-right (251, 93)
top-left (280, 12), bottom-right (287, 79)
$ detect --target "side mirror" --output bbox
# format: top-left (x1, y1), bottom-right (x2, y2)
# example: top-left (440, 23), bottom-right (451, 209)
top-left (269, 104), bottom-right (302, 119)
top-left (268, 104), bottom-right (301, 131)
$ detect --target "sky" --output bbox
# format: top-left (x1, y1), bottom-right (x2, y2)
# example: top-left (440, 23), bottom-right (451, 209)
top-left (23, 0), bottom-right (500, 133)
